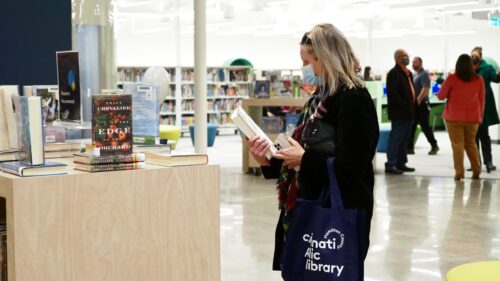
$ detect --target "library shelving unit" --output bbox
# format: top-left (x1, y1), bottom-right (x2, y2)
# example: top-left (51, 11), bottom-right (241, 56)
top-left (253, 69), bottom-right (304, 98)
top-left (117, 66), bottom-right (253, 135)
top-left (117, 66), bottom-right (177, 126)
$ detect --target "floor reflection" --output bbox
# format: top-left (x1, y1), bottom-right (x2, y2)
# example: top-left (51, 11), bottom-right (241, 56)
top-left (220, 167), bottom-right (500, 281)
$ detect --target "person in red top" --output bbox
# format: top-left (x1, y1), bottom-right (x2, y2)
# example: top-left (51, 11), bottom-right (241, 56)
top-left (437, 54), bottom-right (485, 180)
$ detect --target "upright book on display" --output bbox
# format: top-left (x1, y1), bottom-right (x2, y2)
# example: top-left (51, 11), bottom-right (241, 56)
top-left (15, 96), bottom-right (44, 165)
top-left (92, 94), bottom-right (133, 156)
top-left (0, 86), bottom-right (19, 150)
top-left (32, 85), bottom-right (59, 124)
top-left (56, 51), bottom-right (81, 122)
top-left (122, 84), bottom-right (159, 145)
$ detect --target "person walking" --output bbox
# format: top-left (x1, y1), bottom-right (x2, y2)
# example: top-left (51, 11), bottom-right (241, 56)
top-left (437, 54), bottom-right (485, 180)
top-left (385, 49), bottom-right (416, 174)
top-left (408, 56), bottom-right (439, 155)
top-left (471, 46), bottom-right (500, 173)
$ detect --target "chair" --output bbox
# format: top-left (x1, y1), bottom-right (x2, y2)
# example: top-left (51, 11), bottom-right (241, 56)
top-left (159, 124), bottom-right (181, 149)
top-left (189, 124), bottom-right (218, 147)
top-left (446, 261), bottom-right (500, 281)
top-left (376, 126), bottom-right (391, 153)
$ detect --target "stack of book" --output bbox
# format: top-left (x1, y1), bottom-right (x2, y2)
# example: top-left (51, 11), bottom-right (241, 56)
top-left (73, 152), bottom-right (146, 172)
top-left (77, 93), bottom-right (146, 173)
top-left (0, 96), bottom-right (67, 177)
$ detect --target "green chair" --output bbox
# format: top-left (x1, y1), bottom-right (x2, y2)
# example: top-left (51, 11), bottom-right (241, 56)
top-left (446, 261), bottom-right (500, 281)
top-left (159, 124), bottom-right (181, 150)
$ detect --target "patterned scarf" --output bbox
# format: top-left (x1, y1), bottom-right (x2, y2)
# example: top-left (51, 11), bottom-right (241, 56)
top-left (276, 86), bottom-right (331, 215)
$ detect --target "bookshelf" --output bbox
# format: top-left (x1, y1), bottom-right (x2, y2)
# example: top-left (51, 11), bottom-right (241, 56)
top-left (117, 66), bottom-right (253, 134)
top-left (253, 69), bottom-right (305, 98)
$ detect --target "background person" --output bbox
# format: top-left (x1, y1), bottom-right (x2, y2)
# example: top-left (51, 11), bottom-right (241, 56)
top-left (408, 56), bottom-right (439, 155)
top-left (437, 54), bottom-right (485, 180)
top-left (385, 49), bottom-right (416, 174)
top-left (471, 46), bottom-right (500, 173)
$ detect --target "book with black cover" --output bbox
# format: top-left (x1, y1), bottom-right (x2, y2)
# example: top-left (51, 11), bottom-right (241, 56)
top-left (56, 51), bottom-right (81, 122)
top-left (15, 96), bottom-right (44, 165)
top-left (0, 161), bottom-right (67, 177)
top-left (91, 94), bottom-right (133, 156)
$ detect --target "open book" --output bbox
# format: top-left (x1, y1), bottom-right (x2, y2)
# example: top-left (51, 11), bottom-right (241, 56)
top-left (230, 107), bottom-right (277, 159)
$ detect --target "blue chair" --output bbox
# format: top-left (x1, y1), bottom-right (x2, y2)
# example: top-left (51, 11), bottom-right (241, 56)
top-left (189, 124), bottom-right (218, 147)
top-left (377, 126), bottom-right (391, 153)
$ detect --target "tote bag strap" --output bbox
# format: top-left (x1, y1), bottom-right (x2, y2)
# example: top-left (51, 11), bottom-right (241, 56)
top-left (326, 157), bottom-right (345, 209)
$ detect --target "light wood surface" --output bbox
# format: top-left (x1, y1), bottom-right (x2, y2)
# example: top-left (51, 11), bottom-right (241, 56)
top-left (0, 162), bottom-right (220, 281)
top-left (241, 98), bottom-right (308, 173)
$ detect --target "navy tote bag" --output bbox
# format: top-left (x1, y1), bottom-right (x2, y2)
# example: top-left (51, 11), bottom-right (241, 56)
top-left (281, 157), bottom-right (365, 281)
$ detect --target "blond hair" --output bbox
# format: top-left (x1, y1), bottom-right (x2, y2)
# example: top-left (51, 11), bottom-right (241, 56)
top-left (303, 23), bottom-right (363, 95)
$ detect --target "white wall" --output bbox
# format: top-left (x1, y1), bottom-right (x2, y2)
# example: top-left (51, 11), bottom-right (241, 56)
top-left (117, 22), bottom-right (500, 73)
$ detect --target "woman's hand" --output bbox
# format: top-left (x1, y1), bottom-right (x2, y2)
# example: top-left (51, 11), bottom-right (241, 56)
top-left (272, 137), bottom-right (304, 169)
top-left (248, 136), bottom-right (271, 166)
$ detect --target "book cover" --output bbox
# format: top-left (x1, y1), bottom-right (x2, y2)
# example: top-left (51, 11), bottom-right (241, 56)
top-left (92, 94), bottom-right (133, 156)
top-left (0, 161), bottom-right (67, 177)
top-left (144, 152), bottom-right (208, 167)
top-left (44, 126), bottom-right (66, 143)
top-left (15, 96), bottom-right (44, 165)
top-left (123, 84), bottom-right (159, 145)
top-left (0, 88), bottom-right (9, 150)
top-left (73, 152), bottom-right (145, 165)
top-left (0, 86), bottom-right (19, 149)
top-left (74, 161), bottom-right (145, 173)
top-left (255, 81), bottom-right (270, 98)
top-left (230, 106), bottom-right (276, 159)
top-left (56, 51), bottom-right (81, 122)
top-left (32, 85), bottom-right (59, 124)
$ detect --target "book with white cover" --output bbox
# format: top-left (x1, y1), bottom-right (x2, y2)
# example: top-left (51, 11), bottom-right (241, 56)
top-left (0, 88), bottom-right (9, 150)
top-left (15, 96), bottom-right (44, 165)
top-left (0, 86), bottom-right (19, 149)
top-left (230, 106), bottom-right (277, 159)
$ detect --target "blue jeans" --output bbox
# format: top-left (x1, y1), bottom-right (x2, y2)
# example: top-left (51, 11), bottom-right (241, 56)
top-left (386, 120), bottom-right (414, 168)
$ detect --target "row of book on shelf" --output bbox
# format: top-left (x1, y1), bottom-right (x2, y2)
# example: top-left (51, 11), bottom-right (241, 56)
top-left (180, 98), bottom-right (241, 112)
top-left (117, 67), bottom-right (251, 84)
top-left (181, 84), bottom-right (249, 98)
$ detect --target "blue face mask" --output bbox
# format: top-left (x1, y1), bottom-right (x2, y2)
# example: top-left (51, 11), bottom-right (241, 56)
top-left (302, 64), bottom-right (320, 86)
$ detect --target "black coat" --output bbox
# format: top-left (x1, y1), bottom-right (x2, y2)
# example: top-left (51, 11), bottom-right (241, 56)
top-left (262, 86), bottom-right (379, 270)
top-left (386, 64), bottom-right (416, 121)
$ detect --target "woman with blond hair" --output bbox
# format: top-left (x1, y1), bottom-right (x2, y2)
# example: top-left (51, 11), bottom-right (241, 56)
top-left (438, 54), bottom-right (485, 180)
top-left (248, 23), bottom-right (379, 280)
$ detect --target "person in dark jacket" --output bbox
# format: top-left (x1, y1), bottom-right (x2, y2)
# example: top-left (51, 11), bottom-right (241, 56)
top-left (385, 49), bottom-right (416, 174)
top-left (247, 23), bottom-right (379, 281)
top-left (471, 47), bottom-right (500, 173)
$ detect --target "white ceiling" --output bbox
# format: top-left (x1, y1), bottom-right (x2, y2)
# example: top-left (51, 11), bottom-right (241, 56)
top-left (110, 0), bottom-right (500, 37)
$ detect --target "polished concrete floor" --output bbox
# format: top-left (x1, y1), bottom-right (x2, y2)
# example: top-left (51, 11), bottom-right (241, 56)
top-left (176, 131), bottom-right (500, 281)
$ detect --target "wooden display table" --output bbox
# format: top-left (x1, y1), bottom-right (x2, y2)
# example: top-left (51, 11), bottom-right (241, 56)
top-left (241, 98), bottom-right (308, 173)
top-left (0, 160), bottom-right (220, 281)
